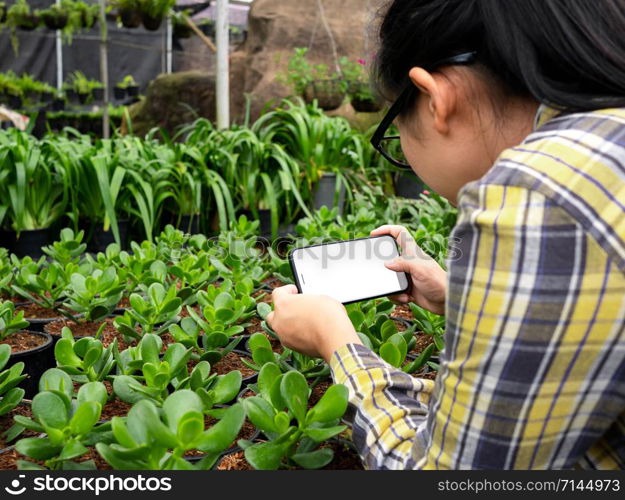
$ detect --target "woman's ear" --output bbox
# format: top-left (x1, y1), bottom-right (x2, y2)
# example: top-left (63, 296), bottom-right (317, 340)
top-left (408, 67), bottom-right (456, 134)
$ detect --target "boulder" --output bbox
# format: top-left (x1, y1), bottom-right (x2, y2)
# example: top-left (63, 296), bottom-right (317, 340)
top-left (129, 0), bottom-right (385, 134)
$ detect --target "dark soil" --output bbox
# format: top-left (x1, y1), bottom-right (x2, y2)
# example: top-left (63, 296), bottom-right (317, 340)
top-left (0, 331), bottom-right (47, 353)
top-left (252, 289), bottom-right (271, 303)
top-left (16, 302), bottom-right (63, 320)
top-left (0, 446), bottom-right (112, 470)
top-left (0, 405), bottom-right (36, 449)
top-left (262, 278), bottom-right (286, 290)
top-left (0, 295), bottom-right (23, 305)
top-left (116, 296), bottom-right (131, 309)
top-left (44, 317), bottom-right (134, 351)
top-left (393, 319), bottom-right (408, 332)
top-left (244, 316), bottom-right (264, 335)
top-left (216, 440), bottom-right (364, 470)
top-left (308, 380), bottom-right (332, 408)
top-left (409, 332), bottom-right (434, 356)
top-left (393, 304), bottom-right (414, 320)
top-left (212, 352), bottom-right (256, 379)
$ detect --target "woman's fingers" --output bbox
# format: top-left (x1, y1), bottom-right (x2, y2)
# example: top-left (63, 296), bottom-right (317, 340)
top-left (271, 284), bottom-right (299, 305)
top-left (388, 293), bottom-right (411, 304)
top-left (371, 225), bottom-right (419, 256)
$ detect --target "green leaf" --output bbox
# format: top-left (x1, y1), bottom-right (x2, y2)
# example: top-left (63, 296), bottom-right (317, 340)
top-left (257, 363), bottom-right (281, 401)
top-left (54, 339), bottom-right (82, 367)
top-left (280, 371), bottom-right (308, 424)
top-left (39, 368), bottom-right (73, 398)
top-left (379, 342), bottom-right (401, 367)
top-left (163, 390), bottom-right (203, 432)
top-left (242, 396), bottom-right (277, 434)
top-left (70, 401), bottom-right (101, 435)
top-left (58, 439), bottom-right (88, 461)
top-left (306, 384), bottom-right (349, 424)
top-left (302, 425), bottom-right (347, 442)
top-left (196, 403), bottom-right (245, 455)
top-left (291, 448), bottom-right (334, 469)
top-left (211, 370), bottom-right (242, 404)
top-left (32, 392), bottom-right (68, 429)
top-left (77, 382), bottom-right (108, 408)
top-left (177, 413), bottom-right (204, 447)
top-left (244, 440), bottom-right (288, 470)
top-left (16, 437), bottom-right (63, 461)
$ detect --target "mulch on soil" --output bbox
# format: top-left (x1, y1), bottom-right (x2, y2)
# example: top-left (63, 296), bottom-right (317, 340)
top-left (44, 317), bottom-right (135, 351)
top-left (0, 331), bottom-right (47, 353)
top-left (16, 302), bottom-right (64, 320)
top-left (0, 405), bottom-right (36, 450)
top-left (211, 352), bottom-right (256, 379)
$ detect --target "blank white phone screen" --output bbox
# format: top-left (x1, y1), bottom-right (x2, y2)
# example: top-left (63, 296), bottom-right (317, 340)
top-left (290, 236), bottom-right (408, 304)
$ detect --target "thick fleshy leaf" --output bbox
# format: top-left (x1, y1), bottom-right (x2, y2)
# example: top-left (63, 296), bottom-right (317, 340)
top-left (196, 404), bottom-right (245, 454)
top-left (32, 392), bottom-right (68, 429)
top-left (69, 401), bottom-right (101, 435)
top-left (211, 370), bottom-right (242, 404)
top-left (302, 424), bottom-right (347, 442)
top-left (280, 371), bottom-right (308, 424)
top-left (16, 437), bottom-right (63, 461)
top-left (244, 440), bottom-right (287, 470)
top-left (54, 339), bottom-right (82, 367)
top-left (306, 384), bottom-right (349, 424)
top-left (77, 382), bottom-right (108, 408)
top-left (39, 368), bottom-right (73, 398)
top-left (163, 390), bottom-right (203, 432)
top-left (291, 448), bottom-right (334, 469)
top-left (257, 363), bottom-right (281, 401)
top-left (242, 396), bottom-right (277, 434)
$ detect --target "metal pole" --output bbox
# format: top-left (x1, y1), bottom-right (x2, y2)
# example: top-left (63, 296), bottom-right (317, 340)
top-left (216, 0), bottom-right (230, 129)
top-left (99, 0), bottom-right (109, 138)
top-left (55, 0), bottom-right (62, 91)
top-left (166, 14), bottom-right (173, 73)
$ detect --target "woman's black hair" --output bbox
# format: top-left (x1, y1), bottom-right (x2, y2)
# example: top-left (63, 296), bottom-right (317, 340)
top-left (374, 0), bottom-right (625, 112)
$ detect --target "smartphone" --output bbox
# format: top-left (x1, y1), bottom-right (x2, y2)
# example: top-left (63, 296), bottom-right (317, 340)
top-left (288, 235), bottom-right (409, 304)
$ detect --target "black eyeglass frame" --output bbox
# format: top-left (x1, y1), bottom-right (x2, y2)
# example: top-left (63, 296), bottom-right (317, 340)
top-left (371, 51), bottom-right (478, 169)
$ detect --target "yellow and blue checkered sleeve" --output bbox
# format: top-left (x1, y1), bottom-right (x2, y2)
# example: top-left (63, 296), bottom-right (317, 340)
top-left (331, 181), bottom-right (625, 469)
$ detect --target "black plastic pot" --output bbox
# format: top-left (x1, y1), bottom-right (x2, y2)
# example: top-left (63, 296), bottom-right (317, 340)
top-left (77, 91), bottom-right (90, 105)
top-left (6, 331), bottom-right (54, 399)
top-left (92, 87), bottom-right (104, 102)
top-left (394, 172), bottom-right (425, 199)
top-left (313, 172), bottom-right (346, 214)
top-left (42, 12), bottom-right (68, 30)
top-left (50, 97), bottom-right (65, 111)
top-left (142, 13), bottom-right (163, 31)
top-left (178, 214), bottom-right (200, 235)
top-left (126, 85), bottom-right (139, 97)
top-left (83, 219), bottom-right (129, 253)
top-left (3, 228), bottom-right (51, 258)
top-left (17, 14), bottom-right (40, 30)
top-left (66, 88), bottom-right (79, 104)
top-left (113, 86), bottom-right (126, 100)
top-left (119, 8), bottom-right (142, 28)
top-left (41, 90), bottom-right (54, 103)
top-left (7, 94), bottom-right (22, 110)
top-left (25, 90), bottom-right (41, 103)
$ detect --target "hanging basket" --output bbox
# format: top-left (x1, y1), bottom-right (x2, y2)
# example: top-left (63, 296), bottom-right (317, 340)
top-left (142, 13), bottom-right (163, 31)
top-left (303, 79), bottom-right (346, 111)
top-left (41, 11), bottom-right (68, 30)
top-left (119, 8), bottom-right (142, 28)
top-left (351, 96), bottom-right (383, 113)
top-left (16, 13), bottom-right (40, 30)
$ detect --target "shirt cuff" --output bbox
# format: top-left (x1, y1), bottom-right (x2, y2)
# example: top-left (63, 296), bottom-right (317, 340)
top-left (330, 343), bottom-right (389, 385)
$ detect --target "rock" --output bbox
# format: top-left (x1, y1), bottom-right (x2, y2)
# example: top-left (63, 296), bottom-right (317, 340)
top-left (128, 0), bottom-right (385, 134)
top-left (127, 71), bottom-right (216, 137)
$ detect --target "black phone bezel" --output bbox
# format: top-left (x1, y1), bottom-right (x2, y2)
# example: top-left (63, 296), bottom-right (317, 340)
top-left (287, 234), bottom-right (410, 305)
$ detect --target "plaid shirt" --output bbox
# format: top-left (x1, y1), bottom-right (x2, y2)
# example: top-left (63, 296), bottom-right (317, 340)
top-left (331, 107), bottom-right (625, 470)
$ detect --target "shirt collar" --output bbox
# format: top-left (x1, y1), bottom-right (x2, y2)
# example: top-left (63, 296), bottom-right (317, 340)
top-left (533, 104), bottom-right (562, 131)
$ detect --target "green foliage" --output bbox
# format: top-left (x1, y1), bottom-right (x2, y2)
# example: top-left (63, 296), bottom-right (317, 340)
top-left (0, 344), bottom-right (27, 416)
top-left (14, 372), bottom-right (111, 470)
top-left (0, 300), bottom-right (29, 341)
top-left (54, 327), bottom-right (117, 383)
top-left (113, 283), bottom-right (184, 340)
top-left (61, 267), bottom-right (125, 322)
top-left (96, 390), bottom-right (245, 470)
top-left (240, 367), bottom-right (348, 470)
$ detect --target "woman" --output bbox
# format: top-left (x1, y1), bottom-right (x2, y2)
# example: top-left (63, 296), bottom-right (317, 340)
top-left (267, 0), bottom-right (625, 469)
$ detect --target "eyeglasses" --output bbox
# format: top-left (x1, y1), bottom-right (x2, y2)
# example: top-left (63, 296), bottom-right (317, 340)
top-left (371, 52), bottom-right (478, 169)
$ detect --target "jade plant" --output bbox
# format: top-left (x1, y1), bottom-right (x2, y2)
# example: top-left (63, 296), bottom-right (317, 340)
top-left (54, 327), bottom-right (117, 383)
top-left (41, 228), bottom-right (87, 267)
top-left (170, 361), bottom-right (242, 413)
top-left (0, 344), bottom-right (27, 415)
top-left (11, 260), bottom-right (75, 316)
top-left (96, 390), bottom-right (245, 470)
top-left (239, 365), bottom-right (348, 470)
top-left (168, 316), bottom-right (240, 365)
top-left (61, 267), bottom-right (125, 323)
top-left (0, 300), bottom-right (29, 341)
top-left (14, 369), bottom-right (112, 470)
top-left (113, 282), bottom-right (185, 340)
top-left (112, 334), bottom-right (192, 406)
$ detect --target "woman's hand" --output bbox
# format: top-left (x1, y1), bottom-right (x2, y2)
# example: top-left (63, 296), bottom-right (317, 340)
top-left (267, 285), bottom-right (361, 363)
top-left (371, 225), bottom-right (447, 315)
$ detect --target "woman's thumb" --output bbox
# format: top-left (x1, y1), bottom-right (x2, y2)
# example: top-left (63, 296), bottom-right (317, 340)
top-left (385, 257), bottom-right (412, 273)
